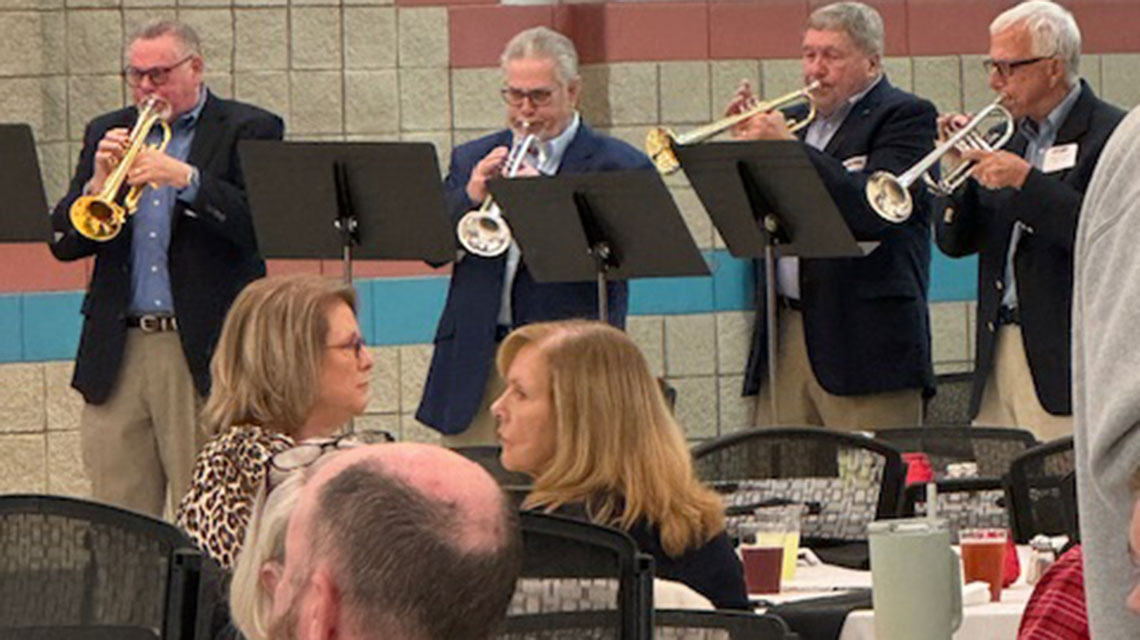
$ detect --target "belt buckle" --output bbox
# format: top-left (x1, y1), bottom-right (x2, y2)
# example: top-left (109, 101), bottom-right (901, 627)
top-left (138, 315), bottom-right (160, 333)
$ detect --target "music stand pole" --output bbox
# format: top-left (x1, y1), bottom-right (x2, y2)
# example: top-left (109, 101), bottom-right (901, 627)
top-left (332, 160), bottom-right (359, 287)
top-left (764, 227), bottom-right (780, 422)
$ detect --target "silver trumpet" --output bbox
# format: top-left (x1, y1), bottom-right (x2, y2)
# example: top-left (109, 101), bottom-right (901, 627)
top-left (456, 128), bottom-right (539, 258)
top-left (865, 96), bottom-right (1016, 223)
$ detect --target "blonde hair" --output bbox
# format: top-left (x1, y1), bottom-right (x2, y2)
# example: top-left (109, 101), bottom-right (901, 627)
top-left (202, 274), bottom-right (357, 437)
top-left (496, 320), bottom-right (725, 557)
top-left (229, 471), bottom-right (304, 640)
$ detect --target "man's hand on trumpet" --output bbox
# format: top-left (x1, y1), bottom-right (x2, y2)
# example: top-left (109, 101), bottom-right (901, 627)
top-left (962, 148), bottom-right (1031, 190)
top-left (129, 147), bottom-right (195, 190)
top-left (725, 80), bottom-right (797, 141)
top-left (465, 145), bottom-right (540, 203)
top-left (90, 128), bottom-right (130, 194)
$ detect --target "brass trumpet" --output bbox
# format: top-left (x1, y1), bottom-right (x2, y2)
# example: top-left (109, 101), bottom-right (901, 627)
top-left (70, 96), bottom-right (172, 241)
top-left (456, 128), bottom-right (538, 258)
top-left (865, 96), bottom-right (1016, 223)
top-left (645, 81), bottom-right (821, 175)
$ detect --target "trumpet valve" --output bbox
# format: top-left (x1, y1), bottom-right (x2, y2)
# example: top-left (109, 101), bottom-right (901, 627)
top-left (645, 127), bottom-right (680, 175)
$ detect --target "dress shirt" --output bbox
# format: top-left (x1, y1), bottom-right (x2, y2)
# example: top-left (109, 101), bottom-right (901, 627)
top-left (1000, 82), bottom-right (1082, 310)
top-left (496, 112), bottom-right (582, 326)
top-left (129, 87), bottom-right (207, 315)
top-left (777, 75), bottom-right (884, 300)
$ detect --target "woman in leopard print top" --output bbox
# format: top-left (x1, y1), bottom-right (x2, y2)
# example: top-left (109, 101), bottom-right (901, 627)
top-left (175, 274), bottom-right (374, 571)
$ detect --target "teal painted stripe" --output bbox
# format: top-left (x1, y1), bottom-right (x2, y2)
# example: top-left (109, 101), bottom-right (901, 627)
top-left (0, 246), bottom-right (981, 361)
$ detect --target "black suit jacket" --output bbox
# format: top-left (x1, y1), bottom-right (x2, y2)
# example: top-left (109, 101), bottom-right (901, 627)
top-left (49, 91), bottom-right (284, 405)
top-left (744, 77), bottom-right (936, 397)
top-left (416, 123), bottom-right (653, 435)
top-left (935, 81), bottom-right (1125, 417)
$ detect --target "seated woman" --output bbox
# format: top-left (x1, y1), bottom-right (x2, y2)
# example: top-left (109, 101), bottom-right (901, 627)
top-left (492, 320), bottom-right (749, 609)
top-left (176, 273), bottom-right (374, 571)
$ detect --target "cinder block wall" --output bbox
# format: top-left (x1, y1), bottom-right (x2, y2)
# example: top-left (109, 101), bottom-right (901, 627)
top-left (1, 0), bottom-right (1138, 497)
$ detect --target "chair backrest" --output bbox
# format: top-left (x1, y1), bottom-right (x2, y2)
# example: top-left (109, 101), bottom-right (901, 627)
top-left (1005, 436), bottom-right (1075, 544)
top-left (506, 511), bottom-right (655, 640)
top-left (691, 428), bottom-right (906, 543)
top-left (923, 371), bottom-right (975, 425)
top-left (0, 495), bottom-right (206, 640)
top-left (499, 610), bottom-right (792, 640)
top-left (874, 426), bottom-right (1038, 479)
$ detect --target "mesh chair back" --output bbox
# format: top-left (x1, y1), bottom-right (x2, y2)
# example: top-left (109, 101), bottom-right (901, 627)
top-left (691, 428), bottom-right (905, 543)
top-left (923, 371), bottom-right (975, 425)
top-left (504, 512), bottom-right (654, 640)
top-left (1005, 436), bottom-right (1075, 544)
top-left (0, 495), bottom-right (204, 640)
top-left (500, 610), bottom-right (791, 640)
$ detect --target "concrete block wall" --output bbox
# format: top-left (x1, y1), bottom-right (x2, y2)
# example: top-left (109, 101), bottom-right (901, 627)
top-left (1, 0), bottom-right (1138, 496)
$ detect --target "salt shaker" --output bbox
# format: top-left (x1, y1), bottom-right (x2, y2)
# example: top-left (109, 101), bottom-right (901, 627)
top-left (1026, 535), bottom-right (1056, 585)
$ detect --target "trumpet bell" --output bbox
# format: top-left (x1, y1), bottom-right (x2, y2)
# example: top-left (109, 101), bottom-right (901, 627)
top-left (646, 127), bottom-right (680, 175)
top-left (69, 195), bottom-right (126, 241)
top-left (457, 211), bottom-right (511, 258)
top-left (865, 171), bottom-right (913, 223)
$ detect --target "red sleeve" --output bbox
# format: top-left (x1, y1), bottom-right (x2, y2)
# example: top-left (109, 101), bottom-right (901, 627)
top-left (1017, 545), bottom-right (1089, 640)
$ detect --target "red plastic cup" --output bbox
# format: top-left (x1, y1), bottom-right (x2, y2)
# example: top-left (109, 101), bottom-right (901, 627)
top-left (741, 545), bottom-right (783, 594)
top-left (902, 452), bottom-right (933, 485)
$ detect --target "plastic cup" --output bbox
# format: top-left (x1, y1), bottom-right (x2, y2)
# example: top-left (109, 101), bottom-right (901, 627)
top-left (754, 504), bottom-right (802, 581)
top-left (960, 528), bottom-right (1008, 602)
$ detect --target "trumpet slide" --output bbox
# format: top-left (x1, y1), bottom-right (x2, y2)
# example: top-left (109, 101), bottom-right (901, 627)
top-left (865, 96), bottom-right (1015, 223)
top-left (645, 81), bottom-right (821, 175)
top-left (69, 96), bottom-right (172, 242)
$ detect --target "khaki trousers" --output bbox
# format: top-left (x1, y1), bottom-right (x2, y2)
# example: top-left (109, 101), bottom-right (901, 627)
top-left (753, 308), bottom-right (923, 430)
top-left (80, 329), bottom-right (204, 519)
top-left (974, 325), bottom-right (1072, 442)
top-left (441, 363), bottom-right (504, 448)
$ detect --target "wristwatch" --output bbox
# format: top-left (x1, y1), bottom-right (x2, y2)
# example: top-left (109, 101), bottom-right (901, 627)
top-left (185, 165), bottom-right (200, 190)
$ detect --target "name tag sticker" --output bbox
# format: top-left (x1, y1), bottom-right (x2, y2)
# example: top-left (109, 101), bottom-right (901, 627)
top-left (1042, 143), bottom-right (1077, 173)
top-left (843, 155), bottom-right (868, 172)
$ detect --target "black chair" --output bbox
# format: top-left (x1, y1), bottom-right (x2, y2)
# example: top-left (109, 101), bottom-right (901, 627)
top-left (874, 426), bottom-right (1038, 541)
top-left (503, 511), bottom-right (654, 640)
top-left (691, 428), bottom-right (906, 545)
top-left (922, 371), bottom-right (975, 425)
top-left (0, 494), bottom-right (208, 640)
top-left (500, 610), bottom-right (793, 640)
top-left (1005, 436), bottom-right (1076, 544)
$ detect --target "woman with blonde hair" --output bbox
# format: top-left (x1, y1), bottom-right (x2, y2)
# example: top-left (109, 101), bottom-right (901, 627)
top-left (176, 273), bottom-right (374, 571)
top-left (492, 320), bottom-right (748, 609)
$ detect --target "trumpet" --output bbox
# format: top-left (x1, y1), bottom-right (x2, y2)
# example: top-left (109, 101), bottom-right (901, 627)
top-left (865, 96), bottom-right (1016, 223)
top-left (456, 128), bottom-right (538, 258)
top-left (70, 96), bottom-right (172, 242)
top-left (645, 81), bottom-right (821, 175)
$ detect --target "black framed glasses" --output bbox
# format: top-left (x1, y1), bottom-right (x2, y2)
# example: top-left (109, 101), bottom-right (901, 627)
top-left (267, 430), bottom-right (396, 490)
top-left (982, 56), bottom-right (1049, 78)
top-left (123, 55), bottom-right (194, 87)
top-left (500, 86), bottom-right (556, 107)
top-left (327, 334), bottom-right (368, 360)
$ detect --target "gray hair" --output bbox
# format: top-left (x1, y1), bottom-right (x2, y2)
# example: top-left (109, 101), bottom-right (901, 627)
top-left (125, 19), bottom-right (202, 58)
top-left (807, 2), bottom-right (885, 58)
top-left (500, 27), bottom-right (579, 85)
top-left (991, 1), bottom-right (1081, 85)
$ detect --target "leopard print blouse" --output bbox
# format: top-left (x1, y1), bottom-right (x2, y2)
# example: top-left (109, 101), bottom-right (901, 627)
top-left (176, 425), bottom-right (295, 571)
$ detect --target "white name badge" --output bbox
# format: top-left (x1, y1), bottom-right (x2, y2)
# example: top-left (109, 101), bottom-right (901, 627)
top-left (843, 155), bottom-right (868, 172)
top-left (1042, 143), bottom-right (1078, 173)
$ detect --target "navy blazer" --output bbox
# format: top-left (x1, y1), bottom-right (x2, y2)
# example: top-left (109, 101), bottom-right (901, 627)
top-left (744, 77), bottom-right (936, 397)
top-left (936, 81), bottom-right (1125, 417)
top-left (49, 92), bottom-right (284, 404)
top-left (417, 123), bottom-right (653, 435)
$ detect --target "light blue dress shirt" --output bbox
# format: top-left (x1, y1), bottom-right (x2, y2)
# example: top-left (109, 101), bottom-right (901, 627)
top-left (129, 88), bottom-right (207, 315)
top-left (496, 112), bottom-right (582, 326)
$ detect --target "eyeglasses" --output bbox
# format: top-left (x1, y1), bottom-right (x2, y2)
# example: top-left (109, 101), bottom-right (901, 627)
top-left (982, 56), bottom-right (1049, 78)
top-left (327, 334), bottom-right (368, 360)
top-left (267, 430), bottom-right (396, 491)
top-left (500, 86), bottom-right (556, 107)
top-left (123, 55), bottom-right (194, 87)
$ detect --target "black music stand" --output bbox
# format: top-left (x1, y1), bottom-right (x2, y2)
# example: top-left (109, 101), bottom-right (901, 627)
top-left (0, 124), bottom-right (49, 241)
top-left (488, 169), bottom-right (709, 323)
top-left (676, 140), bottom-right (866, 420)
top-left (239, 141), bottom-right (453, 283)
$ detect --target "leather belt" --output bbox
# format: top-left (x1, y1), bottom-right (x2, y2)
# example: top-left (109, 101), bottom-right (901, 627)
top-left (126, 314), bottom-right (179, 333)
top-left (996, 306), bottom-right (1020, 326)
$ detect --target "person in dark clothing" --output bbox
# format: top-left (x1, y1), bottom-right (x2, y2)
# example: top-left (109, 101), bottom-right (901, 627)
top-left (492, 320), bottom-right (749, 609)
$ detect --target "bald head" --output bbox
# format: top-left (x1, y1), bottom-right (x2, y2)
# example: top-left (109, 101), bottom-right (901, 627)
top-left (271, 443), bottom-right (522, 640)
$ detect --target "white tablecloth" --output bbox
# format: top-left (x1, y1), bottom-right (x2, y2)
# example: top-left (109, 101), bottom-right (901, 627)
top-left (757, 546), bottom-right (1033, 640)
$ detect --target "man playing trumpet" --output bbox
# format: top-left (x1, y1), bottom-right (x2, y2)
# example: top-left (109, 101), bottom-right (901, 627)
top-left (48, 20), bottom-right (283, 518)
top-left (417, 27), bottom-right (652, 445)
top-left (935, 0), bottom-right (1124, 441)
top-left (729, 1), bottom-right (937, 430)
